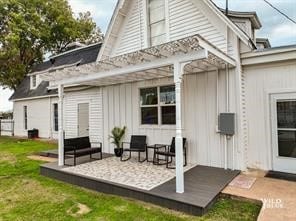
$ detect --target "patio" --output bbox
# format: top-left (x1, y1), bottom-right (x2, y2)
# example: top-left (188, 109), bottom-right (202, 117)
top-left (62, 156), bottom-right (195, 191)
top-left (41, 153), bottom-right (240, 216)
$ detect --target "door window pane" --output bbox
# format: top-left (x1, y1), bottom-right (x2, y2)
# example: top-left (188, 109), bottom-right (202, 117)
top-left (161, 106), bottom-right (176, 125)
top-left (277, 101), bottom-right (296, 128)
top-left (278, 130), bottom-right (296, 158)
top-left (140, 87), bottom-right (158, 105)
top-left (160, 85), bottom-right (175, 105)
top-left (141, 107), bottom-right (158, 124)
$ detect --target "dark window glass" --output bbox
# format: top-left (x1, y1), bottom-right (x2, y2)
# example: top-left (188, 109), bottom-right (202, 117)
top-left (54, 104), bottom-right (58, 132)
top-left (140, 87), bottom-right (158, 105)
top-left (161, 106), bottom-right (176, 125)
top-left (277, 101), bottom-right (296, 128)
top-left (24, 106), bottom-right (27, 130)
top-left (278, 130), bottom-right (296, 158)
top-left (141, 107), bottom-right (158, 124)
top-left (160, 85), bottom-right (175, 105)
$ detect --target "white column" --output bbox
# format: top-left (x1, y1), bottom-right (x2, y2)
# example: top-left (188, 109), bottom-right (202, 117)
top-left (174, 62), bottom-right (185, 194)
top-left (58, 84), bottom-right (64, 166)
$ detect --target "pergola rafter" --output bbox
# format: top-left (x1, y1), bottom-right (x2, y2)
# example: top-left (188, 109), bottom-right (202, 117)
top-left (42, 34), bottom-right (235, 85)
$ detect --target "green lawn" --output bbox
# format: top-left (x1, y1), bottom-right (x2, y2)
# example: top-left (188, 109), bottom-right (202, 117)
top-left (0, 136), bottom-right (261, 221)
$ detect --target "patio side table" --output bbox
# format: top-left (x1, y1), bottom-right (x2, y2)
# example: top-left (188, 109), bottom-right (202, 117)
top-left (147, 145), bottom-right (167, 165)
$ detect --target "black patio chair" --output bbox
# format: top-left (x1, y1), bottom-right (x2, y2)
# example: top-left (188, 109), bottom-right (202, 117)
top-left (154, 137), bottom-right (187, 169)
top-left (120, 135), bottom-right (147, 163)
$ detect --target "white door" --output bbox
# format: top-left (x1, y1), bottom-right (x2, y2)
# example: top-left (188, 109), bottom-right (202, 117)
top-left (78, 103), bottom-right (89, 137)
top-left (271, 93), bottom-right (296, 173)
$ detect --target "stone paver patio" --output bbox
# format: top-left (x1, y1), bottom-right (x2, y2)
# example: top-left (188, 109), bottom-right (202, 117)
top-left (223, 173), bottom-right (296, 221)
top-left (63, 156), bottom-right (195, 191)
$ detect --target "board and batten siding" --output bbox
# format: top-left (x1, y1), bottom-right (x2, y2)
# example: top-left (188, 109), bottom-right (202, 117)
top-left (64, 88), bottom-right (103, 145)
top-left (100, 69), bottom-right (238, 167)
top-left (13, 97), bottom-right (58, 138)
top-left (244, 61), bottom-right (296, 170)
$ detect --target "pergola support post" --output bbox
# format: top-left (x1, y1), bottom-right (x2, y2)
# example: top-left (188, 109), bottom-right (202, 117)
top-left (58, 84), bottom-right (64, 166)
top-left (174, 62), bottom-right (187, 194)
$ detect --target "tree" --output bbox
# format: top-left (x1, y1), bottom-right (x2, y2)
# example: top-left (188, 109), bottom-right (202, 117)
top-left (0, 0), bottom-right (103, 90)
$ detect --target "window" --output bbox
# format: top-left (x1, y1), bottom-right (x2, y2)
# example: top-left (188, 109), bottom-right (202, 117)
top-left (53, 103), bottom-right (58, 132)
top-left (24, 106), bottom-right (27, 130)
top-left (140, 85), bottom-right (176, 125)
top-left (148, 0), bottom-right (166, 46)
top-left (31, 75), bottom-right (37, 88)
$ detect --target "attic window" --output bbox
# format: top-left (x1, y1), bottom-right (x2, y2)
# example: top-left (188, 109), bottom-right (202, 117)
top-left (148, 0), bottom-right (166, 46)
top-left (31, 75), bottom-right (37, 88)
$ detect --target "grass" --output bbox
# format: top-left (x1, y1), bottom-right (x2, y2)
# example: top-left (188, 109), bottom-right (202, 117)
top-left (0, 136), bottom-right (261, 221)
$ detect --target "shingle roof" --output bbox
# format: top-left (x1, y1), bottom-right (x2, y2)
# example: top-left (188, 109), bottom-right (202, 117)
top-left (10, 43), bottom-right (101, 101)
top-left (9, 77), bottom-right (58, 100)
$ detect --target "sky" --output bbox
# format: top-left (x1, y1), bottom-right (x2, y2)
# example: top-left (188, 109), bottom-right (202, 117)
top-left (1, 0), bottom-right (295, 111)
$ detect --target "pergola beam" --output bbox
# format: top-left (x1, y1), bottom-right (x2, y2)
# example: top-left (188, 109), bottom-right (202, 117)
top-left (50, 49), bottom-right (208, 87)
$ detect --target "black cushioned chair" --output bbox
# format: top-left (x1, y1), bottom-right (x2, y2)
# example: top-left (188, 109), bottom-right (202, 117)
top-left (154, 137), bottom-right (187, 169)
top-left (120, 135), bottom-right (147, 163)
top-left (64, 136), bottom-right (102, 166)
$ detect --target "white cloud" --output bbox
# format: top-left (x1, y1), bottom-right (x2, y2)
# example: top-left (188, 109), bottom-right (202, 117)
top-left (68, 0), bottom-right (117, 32)
top-left (267, 23), bottom-right (296, 46)
top-left (0, 88), bottom-right (13, 111)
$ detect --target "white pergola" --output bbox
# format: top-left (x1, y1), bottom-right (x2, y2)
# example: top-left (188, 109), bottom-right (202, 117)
top-left (41, 34), bottom-right (236, 194)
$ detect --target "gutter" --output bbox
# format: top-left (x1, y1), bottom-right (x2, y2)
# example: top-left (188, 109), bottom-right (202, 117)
top-left (241, 46), bottom-right (296, 66)
top-left (10, 94), bottom-right (58, 102)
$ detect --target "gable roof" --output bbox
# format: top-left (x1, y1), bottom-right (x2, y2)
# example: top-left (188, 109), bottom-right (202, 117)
top-left (219, 9), bottom-right (262, 29)
top-left (202, 0), bottom-right (254, 47)
top-left (256, 38), bottom-right (271, 49)
top-left (97, 0), bottom-right (255, 61)
top-left (9, 77), bottom-right (57, 101)
top-left (10, 43), bottom-right (102, 101)
top-left (32, 43), bottom-right (102, 74)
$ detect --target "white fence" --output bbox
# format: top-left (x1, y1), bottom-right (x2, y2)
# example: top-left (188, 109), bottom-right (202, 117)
top-left (0, 119), bottom-right (14, 136)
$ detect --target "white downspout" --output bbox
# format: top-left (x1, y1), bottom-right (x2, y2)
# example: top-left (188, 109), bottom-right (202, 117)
top-left (224, 64), bottom-right (230, 170)
top-left (58, 84), bottom-right (64, 166)
top-left (216, 69), bottom-right (219, 129)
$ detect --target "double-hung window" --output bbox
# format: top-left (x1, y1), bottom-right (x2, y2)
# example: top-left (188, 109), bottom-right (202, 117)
top-left (148, 0), bottom-right (166, 46)
top-left (53, 103), bottom-right (58, 132)
top-left (140, 85), bottom-right (176, 125)
top-left (31, 75), bottom-right (37, 89)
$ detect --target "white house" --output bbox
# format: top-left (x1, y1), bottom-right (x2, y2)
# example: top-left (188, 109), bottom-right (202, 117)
top-left (10, 43), bottom-right (101, 139)
top-left (11, 0), bottom-right (296, 192)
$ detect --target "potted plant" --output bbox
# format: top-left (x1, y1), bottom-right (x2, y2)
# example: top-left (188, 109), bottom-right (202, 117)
top-left (109, 126), bottom-right (127, 157)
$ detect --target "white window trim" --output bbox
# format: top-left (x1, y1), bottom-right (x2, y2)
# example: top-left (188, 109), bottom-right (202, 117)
top-left (139, 85), bottom-right (176, 127)
top-left (164, 0), bottom-right (170, 42)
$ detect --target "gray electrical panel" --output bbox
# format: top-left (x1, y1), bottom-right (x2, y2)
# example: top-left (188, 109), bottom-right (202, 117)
top-left (219, 113), bottom-right (235, 135)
